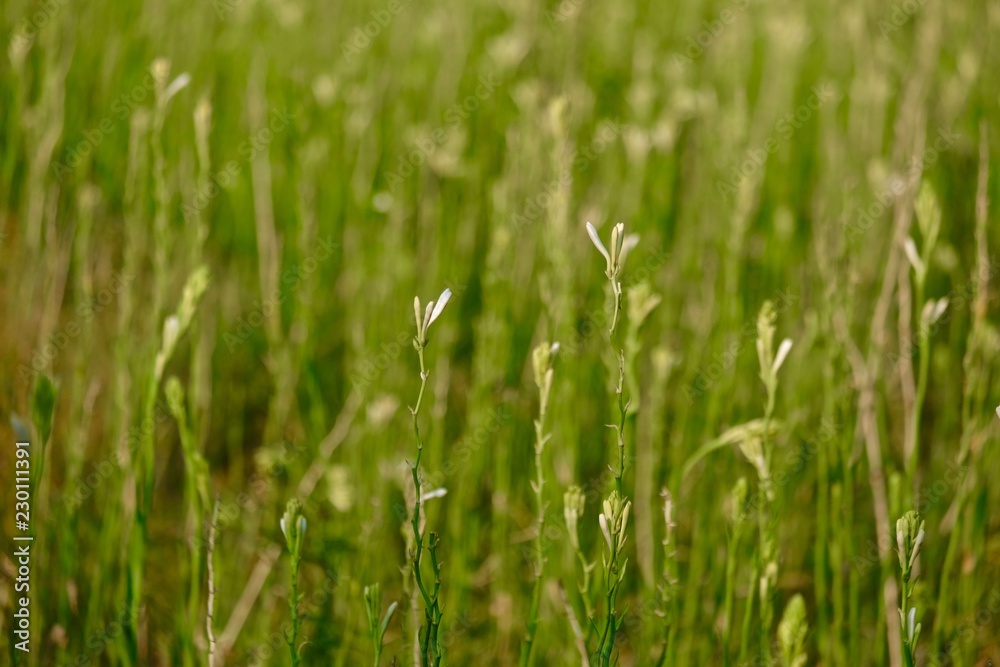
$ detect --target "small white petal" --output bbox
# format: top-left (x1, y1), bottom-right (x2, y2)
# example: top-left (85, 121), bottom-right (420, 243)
top-left (913, 528), bottom-right (925, 553)
top-left (619, 233), bottom-right (640, 267)
top-left (599, 514), bottom-right (613, 551)
top-left (163, 73), bottom-right (191, 103)
top-left (422, 301), bottom-right (435, 333)
top-left (420, 487), bottom-right (448, 502)
top-left (550, 342), bottom-right (560, 355)
top-left (280, 517), bottom-right (287, 539)
top-left (773, 338), bottom-right (793, 374)
top-left (427, 288), bottom-right (452, 327)
top-left (921, 300), bottom-right (935, 325)
top-left (903, 237), bottom-right (925, 275)
top-left (932, 298), bottom-right (948, 322)
top-left (586, 222), bottom-right (611, 264)
top-left (907, 607), bottom-right (916, 641)
top-left (995, 405), bottom-right (1000, 420)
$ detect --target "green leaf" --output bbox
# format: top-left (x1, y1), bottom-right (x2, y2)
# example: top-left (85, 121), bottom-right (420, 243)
top-left (31, 374), bottom-right (59, 445)
top-left (380, 601), bottom-right (398, 638)
top-left (681, 418), bottom-right (782, 479)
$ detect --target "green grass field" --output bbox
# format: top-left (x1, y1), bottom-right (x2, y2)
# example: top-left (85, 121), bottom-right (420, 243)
top-left (2, 0), bottom-right (1000, 664)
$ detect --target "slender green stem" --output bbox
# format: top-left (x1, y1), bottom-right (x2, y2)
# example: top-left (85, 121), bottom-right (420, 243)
top-left (596, 533), bottom-right (624, 666)
top-left (739, 560), bottom-right (757, 665)
top-left (723, 528), bottom-right (739, 666)
top-left (521, 371), bottom-right (551, 667)
top-left (899, 573), bottom-right (916, 667)
top-left (905, 278), bottom-right (927, 507)
top-left (287, 554), bottom-right (301, 667)
top-left (597, 273), bottom-right (629, 665)
top-left (575, 551), bottom-right (595, 624)
top-left (614, 350), bottom-right (627, 495)
top-left (410, 344), bottom-right (443, 667)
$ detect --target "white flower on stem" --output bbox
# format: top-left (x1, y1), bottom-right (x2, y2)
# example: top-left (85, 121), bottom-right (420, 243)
top-left (162, 73), bottom-right (191, 105)
top-left (598, 513), bottom-right (613, 551)
top-left (922, 298), bottom-right (948, 327)
top-left (586, 222), bottom-right (612, 276)
top-left (909, 526), bottom-right (925, 570)
top-left (586, 221), bottom-right (639, 280)
top-left (773, 338), bottom-right (793, 374)
top-left (419, 487), bottom-right (448, 503)
top-left (903, 237), bottom-right (925, 277)
top-left (427, 289), bottom-right (451, 328)
top-left (414, 288), bottom-right (452, 345)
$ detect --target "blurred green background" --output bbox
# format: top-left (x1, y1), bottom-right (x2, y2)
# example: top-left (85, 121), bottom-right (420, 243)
top-left (2, 0), bottom-right (1000, 664)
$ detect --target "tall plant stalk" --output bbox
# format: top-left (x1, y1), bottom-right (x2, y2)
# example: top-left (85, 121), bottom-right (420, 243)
top-left (408, 289), bottom-right (451, 667)
top-left (585, 221), bottom-right (638, 665)
top-left (280, 500), bottom-right (307, 667)
top-left (753, 301), bottom-right (793, 659)
top-left (125, 267), bottom-right (209, 663)
top-left (723, 478), bottom-right (749, 666)
top-left (521, 341), bottom-right (558, 666)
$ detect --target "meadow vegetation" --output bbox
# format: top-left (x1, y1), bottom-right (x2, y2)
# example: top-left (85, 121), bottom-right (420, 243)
top-left (1, 0), bottom-right (1000, 665)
